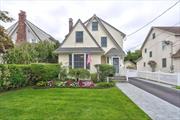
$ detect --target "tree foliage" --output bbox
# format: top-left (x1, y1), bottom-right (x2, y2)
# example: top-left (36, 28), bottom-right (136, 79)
top-left (3, 41), bottom-right (58, 64)
top-left (124, 50), bottom-right (142, 63)
top-left (0, 11), bottom-right (14, 53)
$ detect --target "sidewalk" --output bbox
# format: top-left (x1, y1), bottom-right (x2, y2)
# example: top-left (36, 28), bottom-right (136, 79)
top-left (116, 83), bottom-right (180, 120)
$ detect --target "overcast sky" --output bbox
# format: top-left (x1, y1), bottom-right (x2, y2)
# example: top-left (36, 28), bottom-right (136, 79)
top-left (1, 0), bottom-right (180, 51)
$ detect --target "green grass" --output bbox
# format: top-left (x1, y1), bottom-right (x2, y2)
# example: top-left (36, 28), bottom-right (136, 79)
top-left (0, 87), bottom-right (151, 120)
top-left (176, 86), bottom-right (180, 89)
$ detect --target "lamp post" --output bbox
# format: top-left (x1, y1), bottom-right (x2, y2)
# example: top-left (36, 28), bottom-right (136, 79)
top-left (163, 40), bottom-right (174, 73)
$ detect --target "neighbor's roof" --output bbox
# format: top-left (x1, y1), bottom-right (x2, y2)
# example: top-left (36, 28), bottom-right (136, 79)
top-left (155, 27), bottom-right (180, 35)
top-left (172, 49), bottom-right (180, 58)
top-left (140, 26), bottom-right (180, 50)
top-left (55, 47), bottom-right (104, 53)
top-left (6, 20), bottom-right (56, 42)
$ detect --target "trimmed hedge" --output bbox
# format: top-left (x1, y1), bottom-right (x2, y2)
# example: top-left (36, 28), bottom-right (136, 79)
top-left (95, 82), bottom-right (114, 88)
top-left (68, 68), bottom-right (90, 81)
top-left (0, 64), bottom-right (60, 91)
top-left (98, 64), bottom-right (115, 82)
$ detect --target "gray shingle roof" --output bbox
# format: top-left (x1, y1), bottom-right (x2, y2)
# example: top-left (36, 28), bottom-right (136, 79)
top-left (6, 20), bottom-right (56, 42)
top-left (155, 27), bottom-right (180, 35)
top-left (105, 48), bottom-right (125, 57)
top-left (55, 47), bottom-right (104, 53)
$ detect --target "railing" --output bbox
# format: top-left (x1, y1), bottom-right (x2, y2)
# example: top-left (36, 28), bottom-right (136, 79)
top-left (126, 69), bottom-right (180, 86)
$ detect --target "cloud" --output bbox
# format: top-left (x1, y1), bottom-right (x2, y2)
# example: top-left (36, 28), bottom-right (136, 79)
top-left (1, 0), bottom-right (179, 50)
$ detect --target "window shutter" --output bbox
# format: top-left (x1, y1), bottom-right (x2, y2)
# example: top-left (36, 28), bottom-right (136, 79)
top-left (86, 54), bottom-right (90, 69)
top-left (69, 54), bottom-right (72, 68)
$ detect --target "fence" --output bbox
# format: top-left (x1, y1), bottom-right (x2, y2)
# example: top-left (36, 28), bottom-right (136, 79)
top-left (126, 69), bottom-right (180, 86)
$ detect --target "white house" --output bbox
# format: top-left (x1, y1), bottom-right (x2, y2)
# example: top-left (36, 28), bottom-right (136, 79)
top-left (6, 10), bottom-right (56, 44)
top-left (137, 27), bottom-right (180, 73)
top-left (55, 15), bottom-right (126, 74)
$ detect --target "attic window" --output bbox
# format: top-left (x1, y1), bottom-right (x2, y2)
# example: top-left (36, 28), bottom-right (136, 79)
top-left (76, 31), bottom-right (83, 43)
top-left (152, 33), bottom-right (156, 39)
top-left (92, 22), bottom-right (98, 31)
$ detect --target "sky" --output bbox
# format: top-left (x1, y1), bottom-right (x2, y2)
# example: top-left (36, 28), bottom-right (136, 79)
top-left (1, 0), bottom-right (180, 51)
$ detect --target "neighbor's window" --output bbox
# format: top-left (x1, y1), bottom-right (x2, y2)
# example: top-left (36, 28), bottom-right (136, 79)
top-left (92, 22), bottom-right (98, 31)
top-left (143, 62), bottom-right (146, 67)
top-left (149, 51), bottom-right (152, 57)
top-left (74, 54), bottom-right (84, 68)
top-left (76, 31), bottom-right (83, 43)
top-left (144, 48), bottom-right (147, 53)
top-left (152, 33), bottom-right (156, 39)
top-left (162, 42), bottom-right (166, 50)
top-left (162, 58), bottom-right (167, 68)
top-left (101, 37), bottom-right (107, 47)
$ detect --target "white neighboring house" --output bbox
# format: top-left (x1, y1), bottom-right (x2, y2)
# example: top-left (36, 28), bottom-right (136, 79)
top-left (55, 15), bottom-right (126, 74)
top-left (124, 60), bottom-right (136, 69)
top-left (137, 27), bottom-right (180, 73)
top-left (6, 10), bottom-right (56, 44)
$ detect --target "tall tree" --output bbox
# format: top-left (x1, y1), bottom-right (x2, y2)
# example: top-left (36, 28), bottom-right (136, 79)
top-left (0, 11), bottom-right (14, 53)
top-left (125, 50), bottom-right (142, 63)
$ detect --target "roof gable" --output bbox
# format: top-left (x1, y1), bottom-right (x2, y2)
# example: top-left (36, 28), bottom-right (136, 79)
top-left (60, 19), bottom-right (103, 49)
top-left (85, 15), bottom-right (125, 55)
top-left (6, 20), bottom-right (56, 42)
top-left (140, 26), bottom-right (180, 50)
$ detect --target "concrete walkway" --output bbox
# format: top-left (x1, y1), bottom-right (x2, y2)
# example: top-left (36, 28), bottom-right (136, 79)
top-left (116, 83), bottom-right (180, 120)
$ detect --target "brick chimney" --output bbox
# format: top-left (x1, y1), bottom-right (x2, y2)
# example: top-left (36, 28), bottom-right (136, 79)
top-left (69, 18), bottom-right (73, 32)
top-left (16, 10), bottom-right (27, 44)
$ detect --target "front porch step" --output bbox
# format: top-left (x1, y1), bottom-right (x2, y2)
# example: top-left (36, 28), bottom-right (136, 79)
top-left (112, 76), bottom-right (127, 82)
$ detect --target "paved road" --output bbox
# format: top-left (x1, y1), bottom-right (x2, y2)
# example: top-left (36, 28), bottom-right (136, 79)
top-left (128, 78), bottom-right (180, 108)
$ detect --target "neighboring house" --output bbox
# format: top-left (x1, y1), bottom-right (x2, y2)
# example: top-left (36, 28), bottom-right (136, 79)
top-left (137, 27), bottom-right (180, 73)
top-left (55, 14), bottom-right (126, 74)
top-left (6, 10), bottom-right (56, 44)
top-left (124, 60), bottom-right (136, 69)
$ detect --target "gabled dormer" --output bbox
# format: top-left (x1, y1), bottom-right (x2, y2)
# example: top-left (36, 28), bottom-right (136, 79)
top-left (85, 14), bottom-right (125, 56)
top-left (60, 19), bottom-right (102, 49)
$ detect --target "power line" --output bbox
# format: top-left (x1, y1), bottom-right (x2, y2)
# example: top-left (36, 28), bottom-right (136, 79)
top-left (126, 22), bottom-right (180, 51)
top-left (127, 0), bottom-right (180, 37)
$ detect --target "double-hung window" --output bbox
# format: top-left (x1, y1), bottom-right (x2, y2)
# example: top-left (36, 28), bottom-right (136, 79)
top-left (101, 37), bottom-right (107, 47)
top-left (74, 54), bottom-right (84, 68)
top-left (76, 31), bottom-right (83, 43)
top-left (92, 22), bottom-right (98, 31)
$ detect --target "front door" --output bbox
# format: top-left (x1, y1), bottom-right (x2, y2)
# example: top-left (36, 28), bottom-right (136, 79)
top-left (113, 58), bottom-right (119, 74)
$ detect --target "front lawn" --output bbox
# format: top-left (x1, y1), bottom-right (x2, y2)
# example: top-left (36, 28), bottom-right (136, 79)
top-left (0, 87), bottom-right (151, 120)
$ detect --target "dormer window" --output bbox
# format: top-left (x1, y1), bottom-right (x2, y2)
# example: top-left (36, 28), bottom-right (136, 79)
top-left (101, 37), bottom-right (107, 47)
top-left (92, 22), bottom-right (98, 31)
top-left (152, 33), bottom-right (155, 39)
top-left (76, 31), bottom-right (83, 43)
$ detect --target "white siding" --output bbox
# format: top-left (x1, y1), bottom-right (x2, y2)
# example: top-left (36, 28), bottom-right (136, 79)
top-left (62, 22), bottom-right (99, 48)
top-left (58, 53), bottom-right (101, 73)
top-left (137, 28), bottom-right (180, 73)
top-left (86, 19), bottom-right (118, 53)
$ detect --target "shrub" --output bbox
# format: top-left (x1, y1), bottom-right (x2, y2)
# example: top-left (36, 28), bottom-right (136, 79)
top-left (30, 64), bottom-right (60, 84)
top-left (8, 65), bottom-right (27, 88)
top-left (98, 64), bottom-right (115, 82)
top-left (69, 68), bottom-right (90, 81)
top-left (36, 81), bottom-right (47, 87)
top-left (95, 82), bottom-right (114, 88)
top-left (91, 73), bottom-right (98, 83)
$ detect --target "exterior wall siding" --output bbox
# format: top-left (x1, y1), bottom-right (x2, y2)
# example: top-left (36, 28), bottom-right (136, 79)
top-left (137, 28), bottom-right (180, 73)
top-left (62, 22), bottom-right (98, 48)
top-left (86, 19), bottom-right (118, 53)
